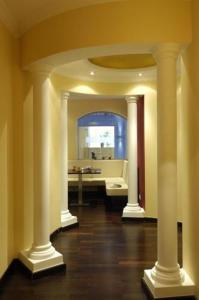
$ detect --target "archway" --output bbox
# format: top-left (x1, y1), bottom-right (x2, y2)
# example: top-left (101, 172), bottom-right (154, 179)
top-left (19, 41), bottom-right (193, 298)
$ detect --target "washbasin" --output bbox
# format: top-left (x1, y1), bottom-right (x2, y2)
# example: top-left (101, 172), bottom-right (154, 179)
top-left (109, 183), bottom-right (122, 188)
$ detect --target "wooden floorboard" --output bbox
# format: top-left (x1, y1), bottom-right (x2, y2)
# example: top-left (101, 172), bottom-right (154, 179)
top-left (0, 204), bottom-right (186, 300)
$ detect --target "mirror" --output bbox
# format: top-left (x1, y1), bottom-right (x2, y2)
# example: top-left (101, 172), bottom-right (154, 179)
top-left (78, 112), bottom-right (127, 160)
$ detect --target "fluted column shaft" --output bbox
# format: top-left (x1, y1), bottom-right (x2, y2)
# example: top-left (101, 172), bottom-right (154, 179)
top-left (60, 92), bottom-right (77, 227)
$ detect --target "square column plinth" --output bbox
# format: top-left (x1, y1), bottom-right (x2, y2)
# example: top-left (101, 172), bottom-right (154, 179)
top-left (143, 269), bottom-right (195, 299)
top-left (19, 250), bottom-right (64, 274)
top-left (61, 214), bottom-right (78, 228)
top-left (122, 204), bottom-right (145, 218)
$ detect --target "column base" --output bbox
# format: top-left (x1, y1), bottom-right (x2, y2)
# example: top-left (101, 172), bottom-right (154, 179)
top-left (143, 268), bottom-right (195, 299)
top-left (61, 210), bottom-right (78, 228)
top-left (122, 203), bottom-right (145, 218)
top-left (19, 247), bottom-right (64, 273)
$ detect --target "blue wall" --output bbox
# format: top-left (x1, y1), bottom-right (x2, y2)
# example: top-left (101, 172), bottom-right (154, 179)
top-left (78, 112), bottom-right (127, 159)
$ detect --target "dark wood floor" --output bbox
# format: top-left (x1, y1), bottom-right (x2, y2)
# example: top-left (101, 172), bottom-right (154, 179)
top-left (0, 203), bottom-right (184, 300)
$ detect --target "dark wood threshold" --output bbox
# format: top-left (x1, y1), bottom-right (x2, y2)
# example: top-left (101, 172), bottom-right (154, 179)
top-left (122, 217), bottom-right (157, 223)
top-left (122, 217), bottom-right (183, 228)
top-left (144, 217), bottom-right (157, 223)
top-left (122, 217), bottom-right (146, 222)
top-left (141, 278), bottom-right (196, 300)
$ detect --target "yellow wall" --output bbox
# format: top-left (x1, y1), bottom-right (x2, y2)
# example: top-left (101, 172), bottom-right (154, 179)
top-left (181, 0), bottom-right (199, 297)
top-left (0, 21), bottom-right (15, 277)
top-left (21, 0), bottom-right (191, 66)
top-left (13, 72), bottom-right (34, 252)
top-left (2, 24), bottom-right (34, 259)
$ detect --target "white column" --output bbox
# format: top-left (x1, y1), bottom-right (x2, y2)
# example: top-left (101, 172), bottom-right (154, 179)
top-left (19, 65), bottom-right (64, 273)
top-left (144, 44), bottom-right (194, 298)
top-left (122, 96), bottom-right (144, 218)
top-left (60, 92), bottom-right (78, 227)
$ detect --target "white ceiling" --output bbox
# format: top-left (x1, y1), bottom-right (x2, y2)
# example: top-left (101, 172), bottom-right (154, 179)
top-left (54, 59), bottom-right (157, 83)
top-left (0, 0), bottom-right (124, 36)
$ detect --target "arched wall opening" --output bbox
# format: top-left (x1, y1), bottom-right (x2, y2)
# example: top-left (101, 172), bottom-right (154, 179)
top-left (21, 60), bottom-right (158, 239)
top-left (77, 111), bottom-right (127, 160)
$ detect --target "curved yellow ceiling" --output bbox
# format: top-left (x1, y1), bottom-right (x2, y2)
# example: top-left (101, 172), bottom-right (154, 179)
top-left (89, 54), bottom-right (156, 70)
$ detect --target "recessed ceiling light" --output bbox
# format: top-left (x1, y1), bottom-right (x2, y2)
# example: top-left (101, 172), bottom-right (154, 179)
top-left (90, 71), bottom-right (95, 76)
top-left (138, 73), bottom-right (143, 77)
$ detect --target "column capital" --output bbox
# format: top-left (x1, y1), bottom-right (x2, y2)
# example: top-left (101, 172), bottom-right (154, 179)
top-left (28, 63), bottom-right (54, 80)
top-left (153, 43), bottom-right (181, 63)
top-left (126, 95), bottom-right (138, 104)
top-left (61, 91), bottom-right (70, 102)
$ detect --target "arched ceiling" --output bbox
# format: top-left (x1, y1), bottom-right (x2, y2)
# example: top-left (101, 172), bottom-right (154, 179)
top-left (0, 0), bottom-right (125, 36)
top-left (54, 58), bottom-right (157, 83)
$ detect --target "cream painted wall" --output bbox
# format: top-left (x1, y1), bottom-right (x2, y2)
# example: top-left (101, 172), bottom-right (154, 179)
top-left (180, 0), bottom-right (199, 297)
top-left (21, 0), bottom-right (191, 66)
top-left (0, 21), bottom-right (15, 277)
